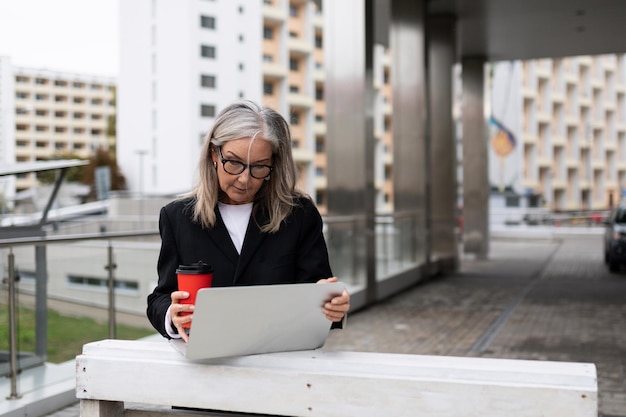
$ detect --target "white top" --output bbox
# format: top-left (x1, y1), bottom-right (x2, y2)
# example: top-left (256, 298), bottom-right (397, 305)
top-left (218, 202), bottom-right (253, 254)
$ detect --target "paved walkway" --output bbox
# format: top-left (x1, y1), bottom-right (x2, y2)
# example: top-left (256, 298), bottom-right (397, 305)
top-left (44, 233), bottom-right (626, 416)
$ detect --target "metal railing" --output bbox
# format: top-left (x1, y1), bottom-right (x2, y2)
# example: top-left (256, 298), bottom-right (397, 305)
top-left (1, 210), bottom-right (427, 400)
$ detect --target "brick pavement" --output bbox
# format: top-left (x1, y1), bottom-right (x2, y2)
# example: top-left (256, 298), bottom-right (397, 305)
top-left (45, 234), bottom-right (626, 417)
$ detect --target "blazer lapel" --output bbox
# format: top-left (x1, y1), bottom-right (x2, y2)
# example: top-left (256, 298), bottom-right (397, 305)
top-left (233, 206), bottom-right (269, 283)
top-left (209, 208), bottom-right (240, 266)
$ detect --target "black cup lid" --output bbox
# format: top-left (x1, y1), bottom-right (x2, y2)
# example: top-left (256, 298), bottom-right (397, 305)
top-left (176, 261), bottom-right (213, 274)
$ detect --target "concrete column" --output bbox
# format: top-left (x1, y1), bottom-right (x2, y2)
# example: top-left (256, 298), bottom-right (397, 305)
top-left (461, 57), bottom-right (489, 259)
top-left (428, 15), bottom-right (458, 271)
top-left (390, 0), bottom-right (428, 265)
top-left (324, 0), bottom-right (376, 303)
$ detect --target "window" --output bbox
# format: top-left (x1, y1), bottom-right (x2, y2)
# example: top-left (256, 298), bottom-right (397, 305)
top-left (201, 45), bottom-right (216, 58)
top-left (16, 124), bottom-right (28, 131)
top-left (91, 128), bottom-right (103, 135)
top-left (315, 139), bottom-right (324, 153)
top-left (36, 139), bottom-right (47, 146)
top-left (16, 92), bottom-right (28, 99)
top-left (91, 84), bottom-right (102, 90)
top-left (290, 112), bottom-right (300, 125)
top-left (55, 95), bottom-right (67, 102)
top-left (200, 15), bottom-right (216, 29)
top-left (315, 167), bottom-right (324, 177)
top-left (289, 58), bottom-right (299, 71)
top-left (36, 109), bottom-right (47, 116)
top-left (505, 195), bottom-right (521, 207)
top-left (91, 114), bottom-right (103, 120)
top-left (315, 35), bottom-right (323, 48)
top-left (35, 94), bottom-right (47, 101)
top-left (16, 76), bottom-right (28, 83)
top-left (263, 54), bottom-right (273, 63)
top-left (238, 6), bottom-right (244, 13)
top-left (55, 80), bottom-right (67, 86)
top-left (289, 31), bottom-right (298, 38)
top-left (263, 26), bottom-right (273, 40)
top-left (17, 140), bottom-right (28, 147)
top-left (55, 111), bottom-right (66, 118)
top-left (289, 85), bottom-right (299, 93)
top-left (73, 143), bottom-right (85, 150)
top-left (91, 98), bottom-right (103, 105)
top-left (239, 63), bottom-right (244, 71)
top-left (201, 104), bottom-right (216, 117)
top-left (315, 87), bottom-right (323, 101)
top-left (74, 97), bottom-right (85, 104)
top-left (73, 81), bottom-right (85, 88)
top-left (55, 142), bottom-right (66, 150)
top-left (315, 191), bottom-right (325, 206)
top-left (35, 78), bottom-right (47, 85)
top-left (73, 112), bottom-right (85, 119)
top-left (383, 69), bottom-right (390, 84)
top-left (73, 127), bottom-right (85, 134)
top-left (67, 275), bottom-right (138, 292)
top-left (16, 108), bottom-right (27, 115)
top-left (315, 114), bottom-right (324, 123)
top-left (200, 74), bottom-right (216, 88)
top-left (289, 5), bottom-right (298, 17)
top-left (55, 126), bottom-right (66, 133)
top-left (263, 82), bottom-right (274, 96)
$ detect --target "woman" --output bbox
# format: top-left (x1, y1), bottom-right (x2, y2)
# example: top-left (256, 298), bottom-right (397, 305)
top-left (147, 100), bottom-right (350, 341)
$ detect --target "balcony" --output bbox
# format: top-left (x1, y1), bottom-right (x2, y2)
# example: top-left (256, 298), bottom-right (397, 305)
top-left (288, 37), bottom-right (313, 56)
top-left (262, 4), bottom-right (286, 23)
top-left (288, 92), bottom-right (314, 109)
top-left (262, 62), bottom-right (288, 79)
top-left (291, 146), bottom-right (314, 162)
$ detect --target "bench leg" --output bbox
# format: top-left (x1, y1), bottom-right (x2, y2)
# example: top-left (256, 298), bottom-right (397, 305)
top-left (80, 399), bottom-right (124, 417)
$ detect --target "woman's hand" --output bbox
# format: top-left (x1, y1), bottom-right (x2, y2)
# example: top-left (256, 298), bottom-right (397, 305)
top-left (170, 291), bottom-right (193, 342)
top-left (317, 277), bottom-right (350, 322)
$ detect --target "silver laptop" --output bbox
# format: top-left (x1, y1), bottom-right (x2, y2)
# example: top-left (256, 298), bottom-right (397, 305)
top-left (170, 282), bottom-right (345, 361)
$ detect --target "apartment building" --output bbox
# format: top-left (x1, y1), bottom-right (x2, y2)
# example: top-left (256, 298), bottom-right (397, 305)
top-left (0, 57), bottom-right (16, 208)
top-left (11, 66), bottom-right (115, 192)
top-left (118, 0), bottom-right (395, 214)
top-left (491, 55), bottom-right (626, 212)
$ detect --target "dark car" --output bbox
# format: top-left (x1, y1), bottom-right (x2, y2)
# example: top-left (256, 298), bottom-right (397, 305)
top-left (604, 205), bottom-right (626, 272)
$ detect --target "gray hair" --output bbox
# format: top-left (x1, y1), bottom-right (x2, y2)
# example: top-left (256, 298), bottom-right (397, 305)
top-left (186, 100), bottom-right (304, 233)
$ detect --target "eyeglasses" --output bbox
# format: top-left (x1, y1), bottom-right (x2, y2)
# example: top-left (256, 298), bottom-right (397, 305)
top-left (216, 147), bottom-right (274, 179)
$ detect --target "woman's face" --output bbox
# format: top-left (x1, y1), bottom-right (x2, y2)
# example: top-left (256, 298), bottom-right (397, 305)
top-left (212, 137), bottom-right (273, 205)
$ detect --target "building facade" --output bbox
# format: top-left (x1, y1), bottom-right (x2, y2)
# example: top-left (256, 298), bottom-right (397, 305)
top-left (0, 57), bottom-right (16, 209)
top-left (117, 0), bottom-right (395, 214)
top-left (10, 66), bottom-right (115, 192)
top-left (490, 55), bottom-right (626, 213)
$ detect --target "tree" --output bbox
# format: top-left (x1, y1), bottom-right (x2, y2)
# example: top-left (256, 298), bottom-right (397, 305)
top-left (36, 152), bottom-right (87, 184)
top-left (82, 146), bottom-right (127, 200)
top-left (36, 148), bottom-right (126, 201)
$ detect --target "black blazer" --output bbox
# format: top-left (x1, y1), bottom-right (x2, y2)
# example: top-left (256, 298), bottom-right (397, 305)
top-left (146, 196), bottom-right (334, 337)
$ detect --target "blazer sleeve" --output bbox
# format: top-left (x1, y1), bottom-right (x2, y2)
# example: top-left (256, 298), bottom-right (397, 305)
top-left (294, 199), bottom-right (344, 329)
top-left (294, 198), bottom-right (333, 282)
top-left (147, 206), bottom-right (181, 338)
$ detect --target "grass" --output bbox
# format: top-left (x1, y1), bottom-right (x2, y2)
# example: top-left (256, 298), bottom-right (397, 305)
top-left (0, 305), bottom-right (156, 363)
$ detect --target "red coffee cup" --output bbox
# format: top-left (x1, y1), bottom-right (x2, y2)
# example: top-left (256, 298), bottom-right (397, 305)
top-left (176, 261), bottom-right (213, 328)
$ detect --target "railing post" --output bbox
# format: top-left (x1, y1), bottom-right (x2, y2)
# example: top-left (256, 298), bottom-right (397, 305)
top-left (105, 241), bottom-right (117, 339)
top-left (6, 249), bottom-right (21, 399)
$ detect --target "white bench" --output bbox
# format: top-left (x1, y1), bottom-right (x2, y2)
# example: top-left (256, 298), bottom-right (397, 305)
top-left (76, 339), bottom-right (597, 417)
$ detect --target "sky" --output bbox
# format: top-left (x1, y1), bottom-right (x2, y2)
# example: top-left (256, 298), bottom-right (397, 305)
top-left (0, 0), bottom-right (119, 77)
